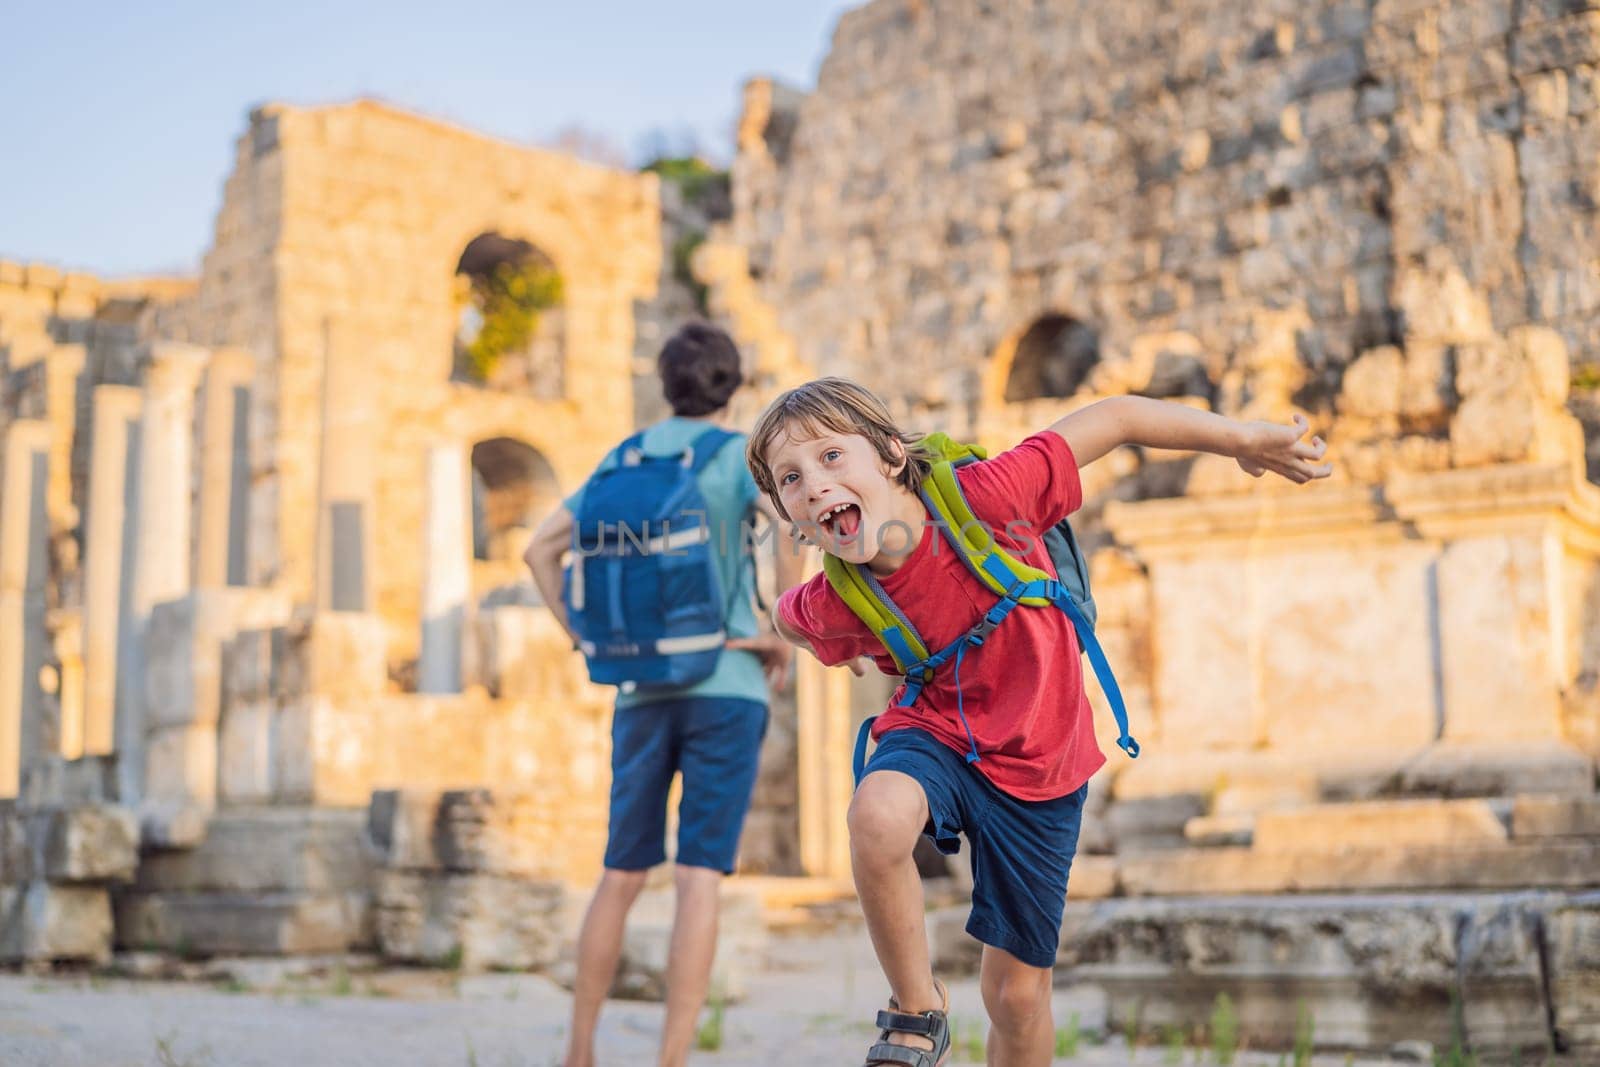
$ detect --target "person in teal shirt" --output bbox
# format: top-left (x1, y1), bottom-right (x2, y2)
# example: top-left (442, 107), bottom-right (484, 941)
top-left (524, 323), bottom-right (802, 1067)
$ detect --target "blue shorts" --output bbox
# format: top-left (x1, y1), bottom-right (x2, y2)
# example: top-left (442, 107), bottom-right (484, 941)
top-left (863, 728), bottom-right (1088, 969)
top-left (604, 696), bottom-right (768, 874)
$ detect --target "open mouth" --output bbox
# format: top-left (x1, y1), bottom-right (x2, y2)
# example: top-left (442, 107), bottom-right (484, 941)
top-left (818, 502), bottom-right (863, 541)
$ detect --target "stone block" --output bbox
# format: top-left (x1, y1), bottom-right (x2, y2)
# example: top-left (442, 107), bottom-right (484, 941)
top-left (560, 883), bottom-right (766, 1001)
top-left (1253, 799), bottom-right (1507, 853)
top-left (1212, 771), bottom-right (1319, 815)
top-left (1056, 894), bottom-right (1504, 1048)
top-left (1340, 344), bottom-right (1404, 418)
top-left (1398, 742), bottom-right (1594, 798)
top-left (18, 755), bottom-right (118, 808)
top-left (0, 803), bottom-right (30, 884)
top-left (41, 804), bottom-right (138, 884)
top-left (366, 788), bottom-right (444, 870)
top-left (1458, 901), bottom-right (1552, 1053)
top-left (144, 724), bottom-right (217, 808)
top-left (217, 686), bottom-right (273, 805)
top-left (1183, 813), bottom-right (1254, 848)
top-left (1118, 841), bottom-right (1600, 897)
top-left (375, 869), bottom-right (562, 972)
top-left (1544, 892), bottom-right (1600, 1056)
top-left (1512, 793), bottom-right (1600, 838)
top-left (278, 613), bottom-right (388, 701)
top-left (366, 788), bottom-right (554, 877)
top-left (138, 801), bottom-right (209, 850)
top-left (1103, 793), bottom-right (1207, 852)
top-left (135, 808), bottom-right (371, 894)
top-left (433, 788), bottom-right (547, 875)
top-left (0, 882), bottom-right (112, 963)
top-left (1067, 854), bottom-right (1119, 899)
top-left (114, 889), bottom-right (372, 955)
top-left (145, 589), bottom-right (292, 731)
top-left (927, 906), bottom-right (982, 976)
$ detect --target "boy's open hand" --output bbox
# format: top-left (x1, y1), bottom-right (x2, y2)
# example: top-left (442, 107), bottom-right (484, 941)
top-left (726, 631), bottom-right (794, 691)
top-left (1234, 413), bottom-right (1332, 484)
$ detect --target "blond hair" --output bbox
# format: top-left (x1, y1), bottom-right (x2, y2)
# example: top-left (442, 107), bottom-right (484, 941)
top-left (746, 377), bottom-right (933, 520)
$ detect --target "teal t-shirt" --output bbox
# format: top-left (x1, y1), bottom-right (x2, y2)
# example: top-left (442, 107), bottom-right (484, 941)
top-left (565, 417), bottom-right (767, 710)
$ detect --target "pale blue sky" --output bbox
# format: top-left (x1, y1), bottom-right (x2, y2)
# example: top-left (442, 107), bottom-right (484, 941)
top-left (1, 1), bottom-right (855, 277)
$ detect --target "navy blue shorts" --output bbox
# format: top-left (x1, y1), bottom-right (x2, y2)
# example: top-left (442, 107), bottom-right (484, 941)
top-left (604, 696), bottom-right (768, 874)
top-left (863, 728), bottom-right (1088, 969)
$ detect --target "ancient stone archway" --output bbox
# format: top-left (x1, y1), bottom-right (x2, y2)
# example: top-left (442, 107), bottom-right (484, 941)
top-left (469, 437), bottom-right (560, 563)
top-left (453, 232), bottom-right (566, 399)
top-left (1003, 314), bottom-right (1101, 402)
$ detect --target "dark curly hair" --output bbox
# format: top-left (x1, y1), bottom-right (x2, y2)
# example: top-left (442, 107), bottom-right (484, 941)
top-left (658, 322), bottom-right (743, 416)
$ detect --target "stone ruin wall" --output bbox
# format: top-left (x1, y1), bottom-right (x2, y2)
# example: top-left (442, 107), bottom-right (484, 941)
top-left (711, 0), bottom-right (1600, 774)
top-left (157, 101), bottom-right (658, 666)
top-left (0, 101), bottom-right (692, 940)
top-left (730, 0), bottom-right (1600, 476)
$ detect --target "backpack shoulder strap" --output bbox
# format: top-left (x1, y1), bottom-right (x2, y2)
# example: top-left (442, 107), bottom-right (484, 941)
top-left (821, 555), bottom-right (930, 675)
top-left (685, 426), bottom-right (739, 475)
top-left (616, 431), bottom-right (648, 466)
top-left (919, 461), bottom-right (1055, 606)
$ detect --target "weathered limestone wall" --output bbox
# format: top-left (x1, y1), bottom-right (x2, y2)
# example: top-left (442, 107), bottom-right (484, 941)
top-left (709, 0), bottom-right (1600, 865)
top-left (732, 0), bottom-right (1600, 473)
top-left (161, 100), bottom-right (660, 666)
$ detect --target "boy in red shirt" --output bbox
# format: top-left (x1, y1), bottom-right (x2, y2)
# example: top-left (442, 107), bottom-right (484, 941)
top-left (746, 378), bottom-right (1329, 1067)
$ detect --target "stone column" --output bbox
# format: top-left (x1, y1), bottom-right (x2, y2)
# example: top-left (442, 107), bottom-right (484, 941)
top-left (0, 421), bottom-right (53, 797)
top-left (81, 386), bottom-right (142, 757)
top-left (315, 319), bottom-right (376, 613)
top-left (120, 343), bottom-right (208, 805)
top-left (419, 444), bottom-right (471, 694)
top-left (794, 657), bottom-right (857, 879)
top-left (195, 349), bottom-right (254, 590)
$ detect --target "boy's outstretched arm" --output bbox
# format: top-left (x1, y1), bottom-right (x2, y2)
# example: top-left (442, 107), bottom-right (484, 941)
top-left (1048, 395), bottom-right (1332, 484)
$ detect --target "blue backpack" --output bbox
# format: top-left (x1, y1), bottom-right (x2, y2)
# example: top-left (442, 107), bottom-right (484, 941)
top-left (564, 426), bottom-right (739, 688)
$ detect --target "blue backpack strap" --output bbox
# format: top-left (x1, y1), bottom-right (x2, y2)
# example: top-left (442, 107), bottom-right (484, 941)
top-left (853, 715), bottom-right (877, 784)
top-left (1036, 578), bottom-right (1139, 758)
top-left (685, 426), bottom-right (738, 475)
top-left (617, 430), bottom-right (648, 465)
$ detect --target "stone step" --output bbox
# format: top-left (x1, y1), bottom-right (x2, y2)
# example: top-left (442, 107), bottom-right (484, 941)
top-left (1055, 890), bottom-right (1597, 1055)
top-left (1177, 793), bottom-right (1599, 853)
top-left (727, 875), bottom-right (854, 913)
top-left (113, 889), bottom-right (372, 956)
top-left (1252, 797), bottom-right (1508, 852)
top-left (134, 807), bottom-right (372, 894)
top-left (1117, 840), bottom-right (1600, 897)
top-left (1513, 793), bottom-right (1600, 839)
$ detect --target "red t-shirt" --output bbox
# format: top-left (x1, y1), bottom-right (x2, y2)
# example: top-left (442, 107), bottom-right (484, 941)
top-left (777, 430), bottom-right (1104, 801)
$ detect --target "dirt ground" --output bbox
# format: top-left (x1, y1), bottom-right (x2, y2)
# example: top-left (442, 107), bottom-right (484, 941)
top-left (0, 916), bottom-right (1473, 1066)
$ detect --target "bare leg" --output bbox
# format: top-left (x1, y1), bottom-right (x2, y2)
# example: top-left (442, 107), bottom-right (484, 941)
top-left (849, 770), bottom-right (943, 1056)
top-left (564, 867), bottom-right (649, 1067)
top-left (979, 945), bottom-right (1054, 1067)
top-left (657, 863), bottom-right (723, 1067)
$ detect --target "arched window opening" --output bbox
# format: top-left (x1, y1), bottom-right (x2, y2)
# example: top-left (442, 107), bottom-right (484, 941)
top-left (1004, 314), bottom-right (1101, 402)
top-left (469, 437), bottom-right (560, 563)
top-left (453, 232), bottom-right (565, 398)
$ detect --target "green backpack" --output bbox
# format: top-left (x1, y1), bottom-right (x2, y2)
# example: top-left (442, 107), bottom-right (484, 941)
top-left (824, 433), bottom-right (1139, 781)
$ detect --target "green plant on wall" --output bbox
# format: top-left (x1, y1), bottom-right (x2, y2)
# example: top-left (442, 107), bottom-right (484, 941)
top-left (672, 230), bottom-right (710, 314)
top-left (642, 155), bottom-right (727, 204)
top-left (462, 259), bottom-right (564, 381)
